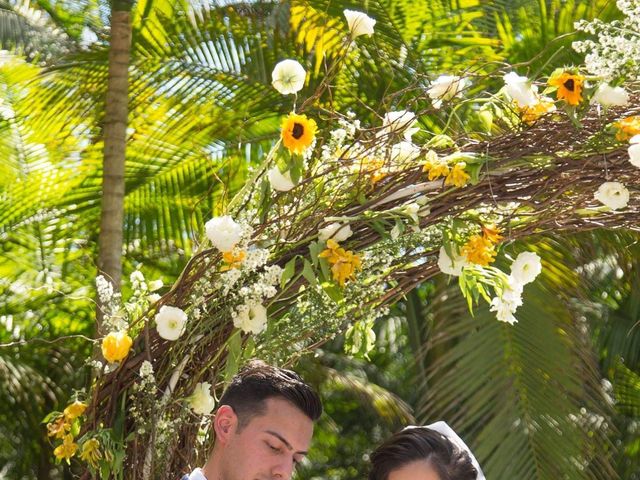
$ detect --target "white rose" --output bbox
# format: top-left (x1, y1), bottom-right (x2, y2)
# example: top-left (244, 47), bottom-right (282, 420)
top-left (510, 252), bottom-right (542, 285)
top-left (318, 222), bottom-right (353, 243)
top-left (234, 303), bottom-right (268, 335)
top-left (503, 72), bottom-right (538, 107)
top-left (437, 245), bottom-right (469, 277)
top-left (391, 141), bottom-right (421, 163)
top-left (590, 84), bottom-right (629, 107)
top-left (268, 167), bottom-right (295, 192)
top-left (271, 59), bottom-right (306, 95)
top-left (155, 305), bottom-right (187, 341)
top-left (205, 215), bottom-right (243, 252)
top-left (343, 9), bottom-right (376, 38)
top-left (427, 75), bottom-right (468, 109)
top-left (594, 181), bottom-right (629, 210)
top-left (382, 110), bottom-right (419, 140)
top-left (148, 279), bottom-right (163, 292)
top-left (189, 382), bottom-right (216, 415)
top-left (628, 135), bottom-right (640, 168)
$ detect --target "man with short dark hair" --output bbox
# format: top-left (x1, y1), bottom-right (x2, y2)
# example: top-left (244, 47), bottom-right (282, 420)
top-left (182, 359), bottom-right (322, 480)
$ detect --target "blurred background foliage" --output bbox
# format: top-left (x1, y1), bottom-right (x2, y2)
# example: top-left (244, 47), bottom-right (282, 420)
top-left (0, 0), bottom-right (638, 478)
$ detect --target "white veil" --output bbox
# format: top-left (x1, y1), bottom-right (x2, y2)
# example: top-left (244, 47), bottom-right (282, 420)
top-left (404, 422), bottom-right (486, 480)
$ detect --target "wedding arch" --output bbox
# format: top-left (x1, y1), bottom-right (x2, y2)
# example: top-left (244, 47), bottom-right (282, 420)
top-left (44, 7), bottom-right (640, 479)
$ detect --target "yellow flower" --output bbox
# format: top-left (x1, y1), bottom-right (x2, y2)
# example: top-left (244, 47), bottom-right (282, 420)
top-left (54, 434), bottom-right (78, 463)
top-left (281, 113), bottom-right (317, 155)
top-left (47, 416), bottom-right (71, 439)
top-left (101, 330), bottom-right (133, 363)
top-left (63, 401), bottom-right (87, 421)
top-left (519, 98), bottom-right (556, 125)
top-left (444, 162), bottom-right (470, 188)
top-left (548, 71), bottom-right (584, 106)
top-left (613, 116), bottom-right (640, 141)
top-left (79, 438), bottom-right (102, 468)
top-left (462, 234), bottom-right (497, 266)
top-left (318, 239), bottom-right (362, 286)
top-left (220, 249), bottom-right (246, 271)
top-left (482, 224), bottom-right (503, 245)
top-left (422, 158), bottom-right (450, 181)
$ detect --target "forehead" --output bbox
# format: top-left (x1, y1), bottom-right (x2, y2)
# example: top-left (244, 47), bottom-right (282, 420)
top-left (243, 397), bottom-right (314, 451)
top-left (388, 459), bottom-right (441, 480)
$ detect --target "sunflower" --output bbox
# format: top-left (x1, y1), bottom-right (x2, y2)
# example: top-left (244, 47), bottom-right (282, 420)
top-left (548, 71), bottom-right (584, 105)
top-left (281, 113), bottom-right (317, 155)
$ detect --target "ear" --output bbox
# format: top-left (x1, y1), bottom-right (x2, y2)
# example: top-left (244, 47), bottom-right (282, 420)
top-left (213, 405), bottom-right (238, 444)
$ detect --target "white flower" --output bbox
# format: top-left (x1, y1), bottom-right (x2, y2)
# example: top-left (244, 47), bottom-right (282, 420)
top-left (130, 270), bottom-right (145, 284)
top-left (628, 135), bottom-right (640, 168)
top-left (594, 181), bottom-right (629, 210)
top-left (391, 141), bottom-right (421, 163)
top-left (271, 59), bottom-right (306, 95)
top-left (148, 293), bottom-right (161, 304)
top-left (155, 306), bottom-right (187, 341)
top-left (343, 9), bottom-right (376, 38)
top-left (590, 84), bottom-right (629, 107)
top-left (205, 215), bottom-right (243, 252)
top-left (268, 167), bottom-right (295, 192)
top-left (148, 279), bottom-right (163, 292)
top-left (234, 302), bottom-right (268, 334)
top-left (139, 360), bottom-right (154, 378)
top-left (318, 222), bottom-right (353, 242)
top-left (437, 245), bottom-right (470, 277)
top-left (401, 202), bottom-right (421, 223)
top-left (503, 72), bottom-right (538, 107)
top-left (490, 281), bottom-right (523, 325)
top-left (510, 252), bottom-right (542, 285)
top-left (382, 110), bottom-right (419, 140)
top-left (189, 382), bottom-right (216, 415)
top-left (427, 75), bottom-right (468, 109)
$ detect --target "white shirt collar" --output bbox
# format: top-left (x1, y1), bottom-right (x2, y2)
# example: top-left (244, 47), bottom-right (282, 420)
top-left (187, 468), bottom-right (208, 480)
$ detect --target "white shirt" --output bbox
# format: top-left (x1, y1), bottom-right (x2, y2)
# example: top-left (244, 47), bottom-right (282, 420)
top-left (184, 468), bottom-right (208, 480)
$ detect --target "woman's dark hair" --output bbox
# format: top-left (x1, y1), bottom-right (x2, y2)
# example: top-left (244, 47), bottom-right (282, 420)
top-left (369, 427), bottom-right (477, 480)
top-left (218, 359), bottom-right (322, 429)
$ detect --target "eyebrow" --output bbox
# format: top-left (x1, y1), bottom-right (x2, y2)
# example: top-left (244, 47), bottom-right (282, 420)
top-left (265, 430), bottom-right (308, 455)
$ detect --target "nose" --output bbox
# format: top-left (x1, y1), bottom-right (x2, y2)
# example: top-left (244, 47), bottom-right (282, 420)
top-left (271, 455), bottom-right (295, 480)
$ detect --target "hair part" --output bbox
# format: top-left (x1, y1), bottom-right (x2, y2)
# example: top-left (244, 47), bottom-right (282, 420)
top-left (218, 359), bottom-right (322, 430)
top-left (369, 427), bottom-right (477, 480)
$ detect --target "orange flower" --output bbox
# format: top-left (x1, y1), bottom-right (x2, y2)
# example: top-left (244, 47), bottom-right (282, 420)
top-left (520, 98), bottom-right (556, 125)
top-left (281, 113), bottom-right (317, 155)
top-left (63, 401), bottom-right (87, 421)
top-left (444, 162), bottom-right (470, 188)
top-left (613, 116), bottom-right (640, 141)
top-left (318, 239), bottom-right (362, 286)
top-left (47, 416), bottom-right (71, 439)
top-left (221, 250), bottom-right (246, 271)
top-left (54, 434), bottom-right (78, 463)
top-left (462, 234), bottom-right (497, 266)
top-left (101, 330), bottom-right (133, 363)
top-left (423, 158), bottom-right (450, 181)
top-left (548, 71), bottom-right (584, 105)
top-left (482, 224), bottom-right (503, 244)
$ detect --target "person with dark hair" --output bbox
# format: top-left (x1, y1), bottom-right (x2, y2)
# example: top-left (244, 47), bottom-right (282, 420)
top-left (369, 422), bottom-right (484, 480)
top-left (182, 359), bottom-right (322, 480)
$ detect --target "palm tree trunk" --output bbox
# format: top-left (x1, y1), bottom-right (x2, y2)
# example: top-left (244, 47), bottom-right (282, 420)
top-left (97, 3), bottom-right (132, 331)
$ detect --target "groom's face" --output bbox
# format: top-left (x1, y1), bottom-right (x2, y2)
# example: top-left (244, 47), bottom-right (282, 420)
top-left (217, 397), bottom-right (314, 480)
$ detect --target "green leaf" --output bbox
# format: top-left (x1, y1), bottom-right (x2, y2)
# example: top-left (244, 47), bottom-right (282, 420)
top-left (281, 257), bottom-right (297, 289)
top-left (302, 259), bottom-right (317, 287)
